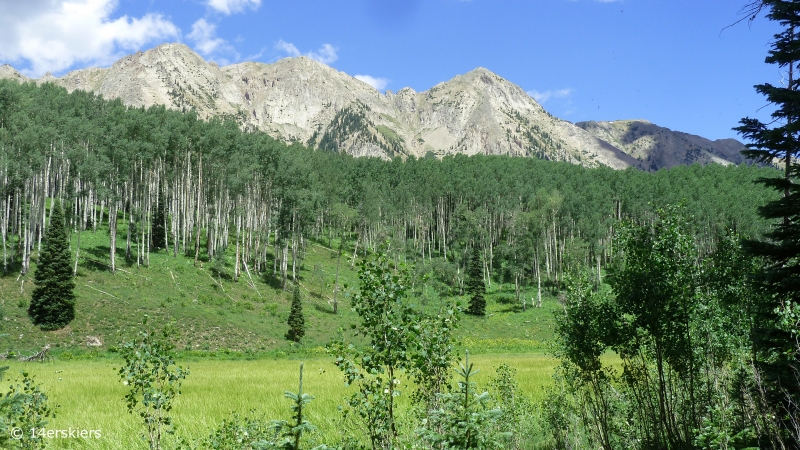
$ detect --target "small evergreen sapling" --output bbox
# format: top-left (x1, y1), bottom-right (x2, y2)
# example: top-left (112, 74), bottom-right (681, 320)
top-left (203, 362), bottom-right (328, 450)
top-left (417, 350), bottom-right (508, 449)
top-left (467, 246), bottom-right (486, 316)
top-left (28, 200), bottom-right (75, 330)
top-left (272, 362), bottom-right (324, 450)
top-left (287, 284), bottom-right (305, 342)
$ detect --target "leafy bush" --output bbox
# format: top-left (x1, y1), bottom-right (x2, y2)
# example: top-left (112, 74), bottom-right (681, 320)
top-left (0, 366), bottom-right (56, 450)
top-left (118, 317), bottom-right (188, 450)
top-left (203, 412), bottom-right (276, 449)
top-left (489, 364), bottom-right (534, 449)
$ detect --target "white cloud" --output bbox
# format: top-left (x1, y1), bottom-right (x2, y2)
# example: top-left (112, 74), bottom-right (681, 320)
top-left (275, 39), bottom-right (338, 64)
top-left (0, 0), bottom-right (179, 77)
top-left (354, 75), bottom-right (389, 91)
top-left (527, 88), bottom-right (573, 104)
top-left (206, 0), bottom-right (261, 15)
top-left (187, 19), bottom-right (240, 65)
top-left (188, 19), bottom-right (226, 55)
top-left (275, 40), bottom-right (301, 57)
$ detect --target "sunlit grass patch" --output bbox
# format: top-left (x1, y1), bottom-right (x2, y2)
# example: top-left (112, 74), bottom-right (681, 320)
top-left (3, 352), bottom-right (557, 449)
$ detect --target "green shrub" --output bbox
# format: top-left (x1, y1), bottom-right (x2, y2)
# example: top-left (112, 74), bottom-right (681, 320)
top-left (117, 317), bottom-right (188, 450)
top-left (0, 367), bottom-right (56, 449)
top-left (417, 351), bottom-right (509, 449)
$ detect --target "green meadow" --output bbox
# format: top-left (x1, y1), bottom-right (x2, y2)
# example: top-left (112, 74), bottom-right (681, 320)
top-left (2, 353), bottom-right (561, 449)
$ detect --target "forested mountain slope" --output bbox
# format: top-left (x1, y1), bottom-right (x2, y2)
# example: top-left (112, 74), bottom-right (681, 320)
top-left (0, 79), bottom-right (781, 353)
top-left (0, 43), bottom-right (745, 169)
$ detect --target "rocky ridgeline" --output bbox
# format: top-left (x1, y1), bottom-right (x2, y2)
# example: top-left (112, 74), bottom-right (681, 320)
top-left (0, 43), bottom-right (746, 170)
top-left (576, 120), bottom-right (747, 171)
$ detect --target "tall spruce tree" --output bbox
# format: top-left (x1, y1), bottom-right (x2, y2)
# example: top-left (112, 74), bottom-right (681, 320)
top-left (736, 1), bottom-right (800, 446)
top-left (286, 284), bottom-right (305, 342)
top-left (467, 246), bottom-right (486, 316)
top-left (29, 200), bottom-right (75, 330)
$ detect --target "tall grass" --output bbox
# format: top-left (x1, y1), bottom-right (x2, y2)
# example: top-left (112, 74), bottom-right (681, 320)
top-left (3, 353), bottom-right (558, 449)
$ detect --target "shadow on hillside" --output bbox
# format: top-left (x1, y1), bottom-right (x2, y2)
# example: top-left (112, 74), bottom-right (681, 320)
top-left (497, 305), bottom-right (523, 314)
top-left (261, 272), bottom-right (284, 290)
top-left (84, 245), bottom-right (110, 259)
top-left (494, 294), bottom-right (517, 305)
top-left (82, 258), bottom-right (110, 272)
top-left (0, 261), bottom-right (23, 277)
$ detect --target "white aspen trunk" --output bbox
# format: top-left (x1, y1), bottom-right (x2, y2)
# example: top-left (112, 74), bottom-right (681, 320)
top-left (171, 172), bottom-right (177, 257)
top-left (126, 201), bottom-right (132, 262)
top-left (273, 240), bottom-right (279, 275)
top-left (545, 232), bottom-right (551, 279)
top-left (234, 215), bottom-right (241, 282)
top-left (333, 249), bottom-right (341, 314)
top-left (194, 154), bottom-right (202, 266)
top-left (109, 202), bottom-right (117, 274)
top-left (97, 199), bottom-right (104, 232)
top-left (2, 191), bottom-right (8, 274)
top-left (37, 175), bottom-right (44, 257)
top-left (487, 220), bottom-right (493, 286)
top-left (73, 227), bottom-right (81, 277)
top-left (21, 205), bottom-right (29, 275)
top-left (12, 187), bottom-right (19, 268)
top-left (41, 157), bottom-right (52, 257)
top-left (182, 151), bottom-right (190, 255)
top-left (292, 234), bottom-right (297, 283)
top-left (163, 190), bottom-right (169, 256)
top-left (537, 257), bottom-right (542, 308)
top-left (282, 240), bottom-right (289, 290)
top-left (482, 247), bottom-right (488, 285)
top-left (351, 233), bottom-right (359, 267)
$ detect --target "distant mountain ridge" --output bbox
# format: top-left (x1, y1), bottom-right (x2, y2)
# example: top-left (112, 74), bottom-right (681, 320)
top-left (0, 43), bottom-right (748, 170)
top-left (575, 120), bottom-right (748, 171)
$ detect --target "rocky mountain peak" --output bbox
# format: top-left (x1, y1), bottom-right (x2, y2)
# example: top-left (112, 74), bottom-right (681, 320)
top-left (0, 44), bottom-right (746, 170)
top-left (0, 64), bottom-right (29, 82)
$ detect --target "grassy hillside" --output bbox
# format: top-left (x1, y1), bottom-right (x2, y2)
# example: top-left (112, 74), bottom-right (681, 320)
top-left (0, 218), bottom-right (559, 358)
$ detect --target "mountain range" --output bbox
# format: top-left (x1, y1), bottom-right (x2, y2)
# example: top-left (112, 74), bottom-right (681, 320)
top-left (0, 43), bottom-right (747, 170)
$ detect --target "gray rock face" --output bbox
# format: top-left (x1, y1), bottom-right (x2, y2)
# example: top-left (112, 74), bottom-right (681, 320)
top-left (0, 43), bottom-right (746, 169)
top-left (575, 120), bottom-right (747, 171)
top-left (0, 64), bottom-right (29, 83)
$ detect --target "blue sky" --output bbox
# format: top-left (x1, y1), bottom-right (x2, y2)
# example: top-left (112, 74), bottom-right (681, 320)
top-left (0, 0), bottom-right (783, 141)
